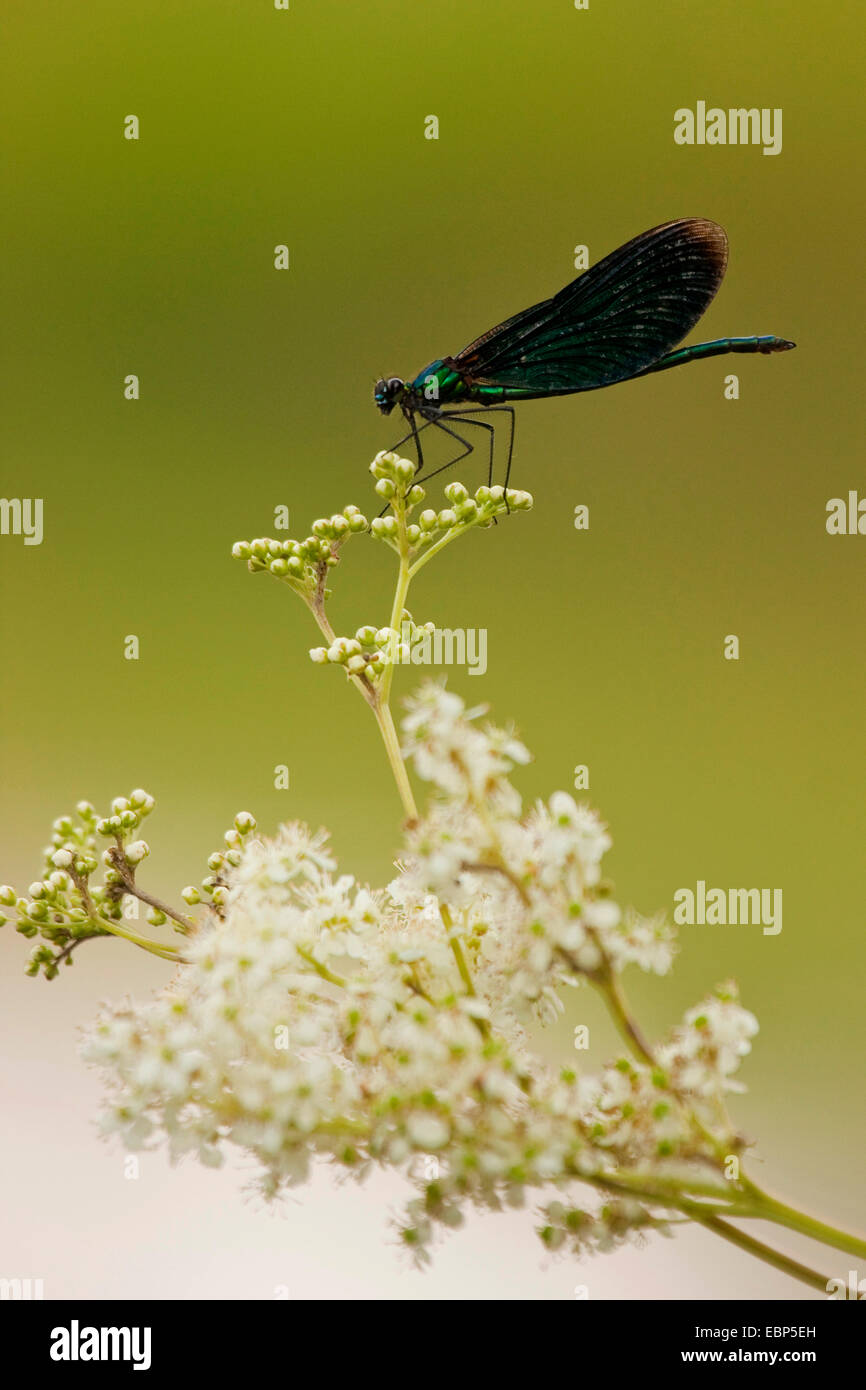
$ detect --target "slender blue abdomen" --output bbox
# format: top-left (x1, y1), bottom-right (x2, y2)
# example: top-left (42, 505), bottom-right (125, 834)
top-left (642, 335), bottom-right (795, 375)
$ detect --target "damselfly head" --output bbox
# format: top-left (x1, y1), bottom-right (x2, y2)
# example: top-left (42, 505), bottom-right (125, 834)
top-left (374, 376), bottom-right (405, 415)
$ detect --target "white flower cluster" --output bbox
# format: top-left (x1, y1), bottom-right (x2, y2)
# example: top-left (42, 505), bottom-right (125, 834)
top-left (83, 684), bottom-right (759, 1262)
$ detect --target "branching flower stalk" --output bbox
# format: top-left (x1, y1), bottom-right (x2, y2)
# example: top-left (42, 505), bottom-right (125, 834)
top-left (3, 452), bottom-right (863, 1295)
top-left (231, 453), bottom-right (532, 824)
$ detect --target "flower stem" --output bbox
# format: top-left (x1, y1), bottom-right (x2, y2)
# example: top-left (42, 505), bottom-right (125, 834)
top-left (693, 1213), bottom-right (830, 1294)
top-left (88, 917), bottom-right (184, 961)
top-left (742, 1183), bottom-right (866, 1261)
top-left (374, 700), bottom-right (418, 821)
top-left (380, 515), bottom-right (412, 706)
top-left (598, 966), bottom-right (656, 1067)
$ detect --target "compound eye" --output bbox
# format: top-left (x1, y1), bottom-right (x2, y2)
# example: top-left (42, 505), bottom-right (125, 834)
top-left (387, 377), bottom-right (403, 394)
top-left (373, 378), bottom-right (386, 398)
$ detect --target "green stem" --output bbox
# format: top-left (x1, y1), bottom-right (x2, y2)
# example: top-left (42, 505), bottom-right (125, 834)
top-left (407, 517), bottom-right (480, 580)
top-left (374, 700), bottom-right (418, 821)
top-left (88, 916), bottom-right (184, 961)
top-left (380, 515), bottom-right (412, 705)
top-left (743, 1183), bottom-right (866, 1261)
top-left (296, 945), bottom-right (347, 988)
top-left (583, 1169), bottom-right (831, 1293)
top-left (599, 966), bottom-right (656, 1067)
top-left (694, 1213), bottom-right (830, 1294)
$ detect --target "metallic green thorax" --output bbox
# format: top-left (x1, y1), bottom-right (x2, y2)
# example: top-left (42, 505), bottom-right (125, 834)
top-left (407, 358), bottom-right (537, 406)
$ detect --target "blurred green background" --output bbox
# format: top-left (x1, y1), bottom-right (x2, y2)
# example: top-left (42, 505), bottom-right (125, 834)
top-left (1, 0), bottom-right (862, 1297)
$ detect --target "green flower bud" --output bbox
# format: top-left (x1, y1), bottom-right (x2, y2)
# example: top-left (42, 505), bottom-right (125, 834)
top-left (28, 901), bottom-right (49, 922)
top-left (419, 509), bottom-right (438, 531)
top-left (111, 797), bottom-right (130, 815)
top-left (311, 518), bottom-right (332, 538)
top-left (269, 557), bottom-right (289, 576)
top-left (395, 457), bottom-right (415, 483)
top-left (370, 518), bottom-right (386, 539)
top-left (348, 513), bottom-right (368, 533)
top-left (125, 840), bottom-right (150, 866)
top-left (370, 451), bottom-right (395, 479)
top-left (53, 816), bottom-right (74, 835)
top-left (375, 478), bottom-right (396, 500)
top-left (437, 509), bottom-right (457, 529)
top-left (207, 852), bottom-right (224, 872)
top-left (355, 625), bottom-right (378, 646)
top-left (120, 810), bottom-right (139, 828)
top-left (234, 812), bottom-right (256, 835)
top-left (48, 870), bottom-right (70, 890)
top-left (232, 540), bottom-right (252, 560)
top-left (346, 654), bottom-right (367, 675)
top-left (76, 800), bottom-right (96, 820)
top-left (309, 646), bottom-right (329, 664)
top-left (444, 481), bottom-right (469, 504)
top-left (224, 849), bottom-right (242, 868)
top-left (181, 886), bottom-right (201, 905)
top-left (406, 525), bottom-right (421, 545)
top-left (103, 868), bottom-right (122, 885)
top-left (147, 908), bottom-right (167, 927)
top-left (327, 642), bottom-right (349, 665)
top-left (50, 849), bottom-right (74, 870)
top-left (407, 485), bottom-right (425, 507)
top-left (0, 886), bottom-right (16, 907)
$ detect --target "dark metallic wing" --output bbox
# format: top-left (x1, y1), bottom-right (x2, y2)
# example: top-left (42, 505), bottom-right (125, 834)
top-left (454, 218), bottom-right (729, 394)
